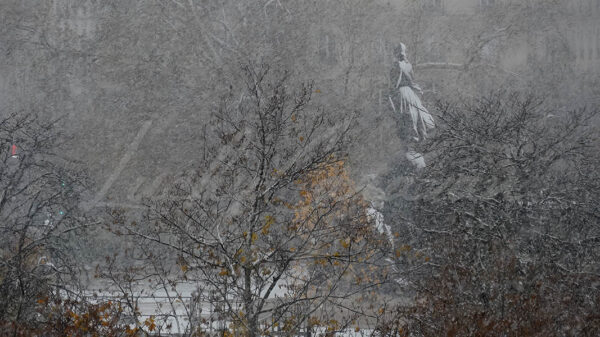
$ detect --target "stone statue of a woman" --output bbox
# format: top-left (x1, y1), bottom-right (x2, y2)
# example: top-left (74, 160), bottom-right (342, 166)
top-left (389, 43), bottom-right (435, 168)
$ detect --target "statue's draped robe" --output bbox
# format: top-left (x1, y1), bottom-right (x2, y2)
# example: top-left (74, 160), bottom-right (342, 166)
top-left (389, 60), bottom-right (435, 141)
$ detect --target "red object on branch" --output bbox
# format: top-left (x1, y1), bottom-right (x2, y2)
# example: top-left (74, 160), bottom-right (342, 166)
top-left (11, 144), bottom-right (17, 157)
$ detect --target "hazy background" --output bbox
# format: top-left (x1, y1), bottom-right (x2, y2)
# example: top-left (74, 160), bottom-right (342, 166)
top-left (2, 2), bottom-right (600, 335)
top-left (1, 0), bottom-right (598, 207)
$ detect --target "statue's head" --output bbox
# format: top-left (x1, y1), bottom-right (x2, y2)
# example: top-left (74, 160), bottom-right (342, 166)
top-left (394, 43), bottom-right (407, 61)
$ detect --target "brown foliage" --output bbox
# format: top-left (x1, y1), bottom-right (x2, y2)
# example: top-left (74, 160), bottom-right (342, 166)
top-left (0, 297), bottom-right (131, 337)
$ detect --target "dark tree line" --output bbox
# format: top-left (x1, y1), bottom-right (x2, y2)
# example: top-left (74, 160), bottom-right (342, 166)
top-left (0, 112), bottom-right (96, 335)
top-left (384, 93), bottom-right (600, 336)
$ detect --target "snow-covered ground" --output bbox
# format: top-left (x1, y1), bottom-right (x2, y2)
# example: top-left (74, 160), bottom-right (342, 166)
top-left (74, 281), bottom-right (392, 336)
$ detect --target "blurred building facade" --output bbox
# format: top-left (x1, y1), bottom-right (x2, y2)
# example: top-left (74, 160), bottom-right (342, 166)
top-left (381, 0), bottom-right (600, 73)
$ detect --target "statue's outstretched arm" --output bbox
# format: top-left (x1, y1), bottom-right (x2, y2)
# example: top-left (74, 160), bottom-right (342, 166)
top-left (411, 83), bottom-right (423, 94)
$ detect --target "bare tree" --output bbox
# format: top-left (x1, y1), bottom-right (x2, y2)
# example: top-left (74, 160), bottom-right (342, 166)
top-left (385, 93), bottom-right (600, 336)
top-left (110, 65), bottom-right (393, 336)
top-left (0, 112), bottom-right (92, 334)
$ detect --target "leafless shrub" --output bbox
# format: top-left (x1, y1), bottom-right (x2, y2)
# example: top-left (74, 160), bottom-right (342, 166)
top-left (388, 92), bottom-right (600, 336)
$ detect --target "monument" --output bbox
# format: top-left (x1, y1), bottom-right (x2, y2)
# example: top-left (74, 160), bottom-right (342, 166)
top-left (389, 43), bottom-right (435, 168)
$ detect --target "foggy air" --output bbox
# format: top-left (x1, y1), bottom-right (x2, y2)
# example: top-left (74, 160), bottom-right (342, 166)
top-left (1, 1), bottom-right (599, 336)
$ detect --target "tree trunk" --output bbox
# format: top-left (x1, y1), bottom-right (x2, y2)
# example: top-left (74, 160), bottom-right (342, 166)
top-left (244, 267), bottom-right (257, 337)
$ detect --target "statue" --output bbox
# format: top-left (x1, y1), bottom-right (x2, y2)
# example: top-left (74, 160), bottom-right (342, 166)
top-left (389, 43), bottom-right (435, 168)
